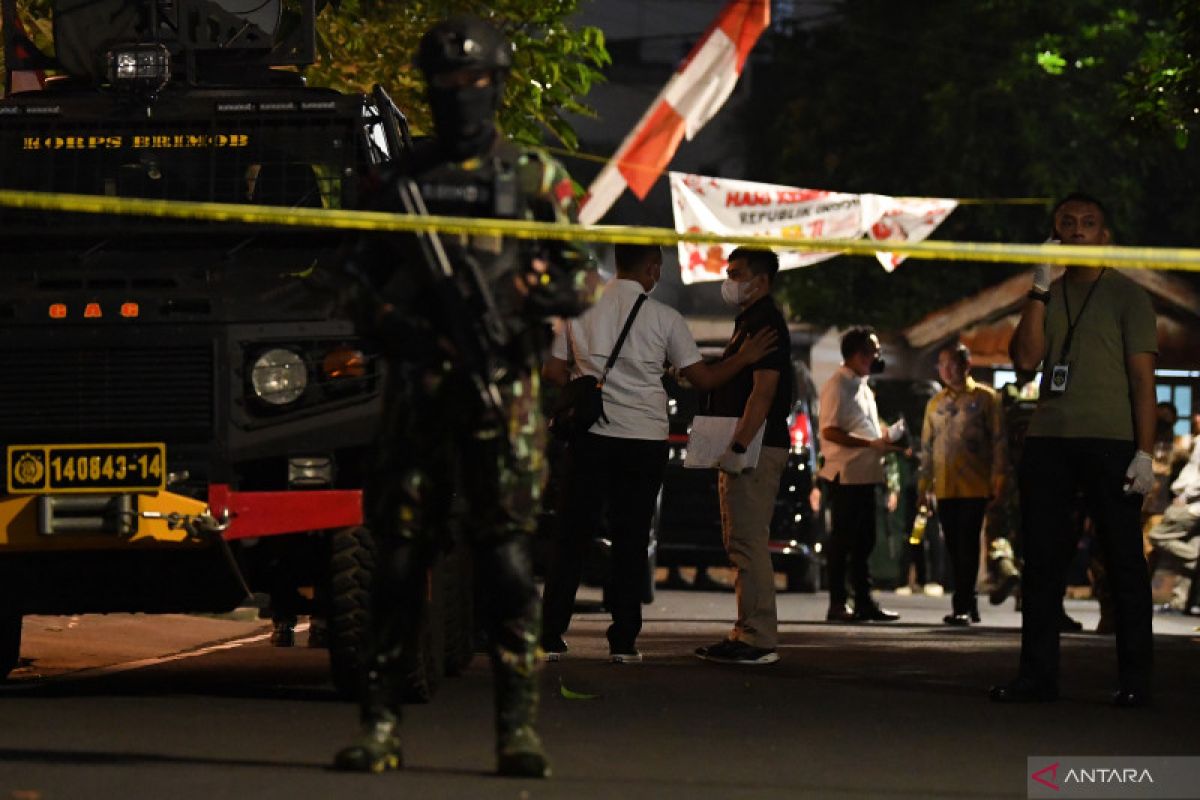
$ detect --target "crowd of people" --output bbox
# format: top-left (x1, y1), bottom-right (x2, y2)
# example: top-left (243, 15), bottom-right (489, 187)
top-left (318, 13), bottom-right (1196, 781)
top-left (542, 192), bottom-right (1194, 716)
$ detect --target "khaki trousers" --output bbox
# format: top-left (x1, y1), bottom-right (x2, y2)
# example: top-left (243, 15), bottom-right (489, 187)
top-left (718, 445), bottom-right (790, 649)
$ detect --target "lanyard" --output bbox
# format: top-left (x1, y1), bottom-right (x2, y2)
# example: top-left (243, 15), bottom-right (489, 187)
top-left (1057, 268), bottom-right (1107, 364)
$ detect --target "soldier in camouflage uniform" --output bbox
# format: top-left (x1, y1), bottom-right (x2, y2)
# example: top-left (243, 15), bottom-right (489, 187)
top-left (333, 15), bottom-right (593, 778)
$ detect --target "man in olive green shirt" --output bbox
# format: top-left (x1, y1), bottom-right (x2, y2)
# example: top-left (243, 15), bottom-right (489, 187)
top-left (990, 192), bottom-right (1158, 708)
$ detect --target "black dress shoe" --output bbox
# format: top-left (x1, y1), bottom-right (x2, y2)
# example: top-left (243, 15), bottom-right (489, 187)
top-left (988, 573), bottom-right (1020, 606)
top-left (988, 678), bottom-right (1058, 703)
top-left (854, 605), bottom-right (900, 622)
top-left (1112, 689), bottom-right (1152, 708)
top-left (1059, 613), bottom-right (1083, 632)
top-left (826, 605), bottom-right (856, 622)
top-left (943, 613), bottom-right (971, 626)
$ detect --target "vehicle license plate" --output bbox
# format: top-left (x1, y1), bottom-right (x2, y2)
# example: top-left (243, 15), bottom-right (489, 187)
top-left (7, 443), bottom-right (167, 494)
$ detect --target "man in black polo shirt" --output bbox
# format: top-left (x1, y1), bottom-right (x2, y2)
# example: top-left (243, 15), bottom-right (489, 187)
top-left (695, 248), bottom-right (793, 665)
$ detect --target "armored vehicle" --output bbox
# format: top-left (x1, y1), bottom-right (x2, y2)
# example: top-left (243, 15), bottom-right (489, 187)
top-left (0, 0), bottom-right (471, 695)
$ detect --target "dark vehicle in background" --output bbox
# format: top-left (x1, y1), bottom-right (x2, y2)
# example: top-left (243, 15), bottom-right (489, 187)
top-left (656, 353), bottom-right (824, 592)
top-left (0, 0), bottom-right (472, 697)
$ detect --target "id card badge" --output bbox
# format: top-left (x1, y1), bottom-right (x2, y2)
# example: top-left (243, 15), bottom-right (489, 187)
top-left (1049, 363), bottom-right (1070, 393)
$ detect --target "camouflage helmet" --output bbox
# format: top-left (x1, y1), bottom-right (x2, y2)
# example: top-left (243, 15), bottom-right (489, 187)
top-left (415, 15), bottom-right (513, 76)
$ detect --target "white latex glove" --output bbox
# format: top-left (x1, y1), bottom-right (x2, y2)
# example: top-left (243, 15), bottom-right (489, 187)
top-left (887, 419), bottom-right (906, 443)
top-left (1033, 238), bottom-right (1059, 292)
top-left (1123, 450), bottom-right (1154, 495)
top-left (718, 446), bottom-right (748, 475)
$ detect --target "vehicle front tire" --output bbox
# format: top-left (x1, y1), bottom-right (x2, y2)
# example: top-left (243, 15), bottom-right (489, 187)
top-left (327, 526), bottom-right (376, 699)
top-left (0, 614), bottom-right (22, 680)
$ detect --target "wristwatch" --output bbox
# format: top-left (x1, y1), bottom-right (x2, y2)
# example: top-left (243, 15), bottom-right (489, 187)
top-left (731, 442), bottom-right (747, 454)
top-left (1027, 288), bottom-right (1050, 303)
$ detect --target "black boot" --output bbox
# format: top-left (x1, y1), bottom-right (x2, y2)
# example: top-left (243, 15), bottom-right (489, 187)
top-left (494, 638), bottom-right (550, 778)
top-left (333, 712), bottom-right (404, 773)
top-left (488, 540), bottom-right (550, 779)
top-left (333, 654), bottom-right (405, 773)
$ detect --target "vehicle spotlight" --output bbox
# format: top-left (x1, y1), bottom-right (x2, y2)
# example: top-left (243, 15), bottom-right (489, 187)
top-left (106, 43), bottom-right (172, 97)
top-left (251, 348), bottom-right (308, 405)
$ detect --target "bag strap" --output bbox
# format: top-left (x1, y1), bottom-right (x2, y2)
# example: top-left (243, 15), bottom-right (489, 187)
top-left (600, 294), bottom-right (647, 383)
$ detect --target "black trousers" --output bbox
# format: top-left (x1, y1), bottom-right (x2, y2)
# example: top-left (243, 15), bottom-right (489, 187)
top-left (1018, 437), bottom-right (1153, 693)
top-left (826, 478), bottom-right (880, 609)
top-left (541, 433), bottom-right (667, 652)
top-left (938, 497), bottom-right (986, 615)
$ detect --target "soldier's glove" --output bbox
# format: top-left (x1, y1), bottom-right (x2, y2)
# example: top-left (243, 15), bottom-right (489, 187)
top-left (1123, 450), bottom-right (1154, 496)
top-left (1032, 238), bottom-right (1059, 293)
top-left (718, 443), bottom-right (749, 475)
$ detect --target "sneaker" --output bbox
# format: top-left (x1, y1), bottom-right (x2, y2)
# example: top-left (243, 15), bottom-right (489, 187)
top-left (695, 639), bottom-right (780, 665)
top-left (894, 585), bottom-right (914, 596)
top-left (609, 650), bottom-right (642, 664)
top-left (923, 583), bottom-right (945, 597)
top-left (540, 636), bottom-right (568, 662)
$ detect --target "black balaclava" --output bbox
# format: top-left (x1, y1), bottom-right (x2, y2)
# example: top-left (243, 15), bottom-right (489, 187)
top-left (427, 76), bottom-right (502, 161)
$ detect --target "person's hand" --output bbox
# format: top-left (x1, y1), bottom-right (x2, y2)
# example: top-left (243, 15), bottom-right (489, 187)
top-left (1033, 237), bottom-right (1059, 292)
top-left (1123, 450), bottom-right (1154, 495)
top-left (886, 491), bottom-right (899, 513)
top-left (868, 436), bottom-right (899, 452)
top-left (718, 445), bottom-right (749, 475)
top-left (737, 327), bottom-right (778, 365)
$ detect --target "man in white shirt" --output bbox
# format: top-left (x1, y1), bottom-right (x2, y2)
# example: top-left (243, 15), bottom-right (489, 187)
top-left (818, 327), bottom-right (903, 622)
top-left (540, 243), bottom-right (775, 662)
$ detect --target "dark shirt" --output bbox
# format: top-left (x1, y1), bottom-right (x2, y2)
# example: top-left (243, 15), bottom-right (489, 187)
top-left (706, 296), bottom-right (793, 449)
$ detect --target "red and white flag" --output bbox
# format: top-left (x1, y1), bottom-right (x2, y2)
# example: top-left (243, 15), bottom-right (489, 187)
top-left (578, 0), bottom-right (769, 225)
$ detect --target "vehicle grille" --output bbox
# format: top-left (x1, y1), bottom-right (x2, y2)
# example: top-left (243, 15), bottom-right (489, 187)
top-left (0, 345), bottom-right (214, 441)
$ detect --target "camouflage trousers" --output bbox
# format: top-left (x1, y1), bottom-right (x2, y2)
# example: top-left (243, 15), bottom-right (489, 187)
top-left (361, 362), bottom-right (547, 741)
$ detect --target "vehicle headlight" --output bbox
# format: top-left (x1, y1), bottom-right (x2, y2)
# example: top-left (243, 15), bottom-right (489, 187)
top-left (251, 348), bottom-right (308, 405)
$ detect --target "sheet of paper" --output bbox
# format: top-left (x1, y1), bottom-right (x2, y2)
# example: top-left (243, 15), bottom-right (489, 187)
top-left (683, 416), bottom-right (765, 470)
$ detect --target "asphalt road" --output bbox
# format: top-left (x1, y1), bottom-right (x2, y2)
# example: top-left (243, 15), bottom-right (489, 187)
top-left (1, 587), bottom-right (1197, 800)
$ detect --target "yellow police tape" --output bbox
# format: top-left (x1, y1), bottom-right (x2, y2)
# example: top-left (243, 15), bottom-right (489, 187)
top-left (1, 189), bottom-right (1199, 273)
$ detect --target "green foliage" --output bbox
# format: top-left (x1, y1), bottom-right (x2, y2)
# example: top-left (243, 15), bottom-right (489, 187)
top-left (747, 0), bottom-right (1199, 330)
top-left (305, 0), bottom-right (610, 149)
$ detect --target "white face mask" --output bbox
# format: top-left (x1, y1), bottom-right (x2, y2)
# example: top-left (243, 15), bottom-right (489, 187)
top-left (720, 277), bottom-right (754, 307)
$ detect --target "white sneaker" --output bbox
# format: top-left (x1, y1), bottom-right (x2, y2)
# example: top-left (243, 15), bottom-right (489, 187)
top-left (609, 651), bottom-right (642, 664)
top-left (894, 585), bottom-right (913, 596)
top-left (924, 583), bottom-right (945, 597)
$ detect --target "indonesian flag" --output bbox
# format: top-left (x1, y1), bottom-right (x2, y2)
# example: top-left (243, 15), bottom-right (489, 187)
top-left (578, 0), bottom-right (769, 226)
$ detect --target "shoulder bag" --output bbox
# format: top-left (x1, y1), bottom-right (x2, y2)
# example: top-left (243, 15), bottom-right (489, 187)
top-left (549, 294), bottom-right (647, 441)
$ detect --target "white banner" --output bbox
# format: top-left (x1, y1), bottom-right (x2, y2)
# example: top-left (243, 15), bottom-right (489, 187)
top-left (669, 172), bottom-right (957, 283)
